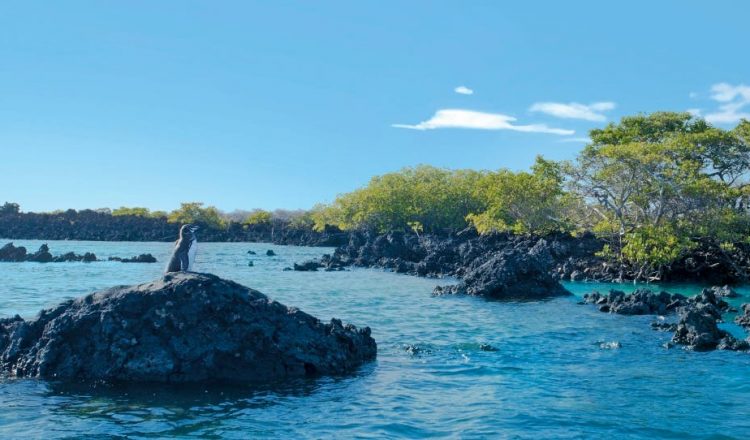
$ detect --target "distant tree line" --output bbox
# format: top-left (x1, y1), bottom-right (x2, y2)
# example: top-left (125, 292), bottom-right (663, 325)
top-left (3, 112), bottom-right (749, 280)
top-left (0, 202), bottom-right (341, 245)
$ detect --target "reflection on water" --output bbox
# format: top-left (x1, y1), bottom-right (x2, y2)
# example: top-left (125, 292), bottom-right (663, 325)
top-left (1, 240), bottom-right (750, 439)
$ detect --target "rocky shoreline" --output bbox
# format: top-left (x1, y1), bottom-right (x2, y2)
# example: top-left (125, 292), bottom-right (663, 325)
top-left (298, 229), bottom-right (746, 285)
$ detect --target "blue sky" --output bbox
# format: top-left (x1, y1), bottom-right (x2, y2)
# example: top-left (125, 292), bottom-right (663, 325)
top-left (2, 1), bottom-right (748, 213)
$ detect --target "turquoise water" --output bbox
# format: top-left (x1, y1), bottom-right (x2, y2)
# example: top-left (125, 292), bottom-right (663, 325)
top-left (1, 240), bottom-right (750, 439)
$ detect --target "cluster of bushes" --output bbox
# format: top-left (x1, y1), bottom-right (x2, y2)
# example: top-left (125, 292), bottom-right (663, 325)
top-left (310, 112), bottom-right (750, 280)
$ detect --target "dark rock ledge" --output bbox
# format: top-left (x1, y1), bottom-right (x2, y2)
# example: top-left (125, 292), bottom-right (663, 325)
top-left (0, 272), bottom-right (376, 383)
top-left (432, 239), bottom-right (570, 300)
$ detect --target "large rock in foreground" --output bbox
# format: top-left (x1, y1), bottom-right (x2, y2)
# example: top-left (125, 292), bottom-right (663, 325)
top-left (433, 239), bottom-right (570, 300)
top-left (0, 272), bottom-right (376, 383)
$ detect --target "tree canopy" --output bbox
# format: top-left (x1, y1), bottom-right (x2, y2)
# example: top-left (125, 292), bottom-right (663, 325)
top-left (167, 202), bottom-right (227, 229)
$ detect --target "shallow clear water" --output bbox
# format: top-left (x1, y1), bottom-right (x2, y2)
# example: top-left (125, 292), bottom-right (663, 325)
top-left (1, 240), bottom-right (749, 439)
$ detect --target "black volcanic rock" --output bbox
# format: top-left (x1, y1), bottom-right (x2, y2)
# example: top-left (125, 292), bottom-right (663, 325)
top-left (0, 242), bottom-right (28, 261)
top-left (432, 239), bottom-right (570, 300)
top-left (0, 272), bottom-right (376, 383)
top-left (671, 309), bottom-right (748, 352)
top-left (707, 285), bottom-right (740, 298)
top-left (0, 243), bottom-right (97, 263)
top-left (293, 260), bottom-right (323, 271)
top-left (735, 304), bottom-right (750, 329)
top-left (582, 289), bottom-right (686, 315)
top-left (26, 243), bottom-right (53, 262)
top-left (108, 254), bottom-right (157, 263)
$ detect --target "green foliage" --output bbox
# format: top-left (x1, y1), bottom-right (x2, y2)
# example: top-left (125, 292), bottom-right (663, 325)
top-left (312, 165), bottom-right (486, 233)
top-left (620, 224), bottom-right (696, 279)
top-left (112, 206), bottom-right (168, 219)
top-left (568, 112), bottom-right (750, 278)
top-left (168, 202), bottom-right (227, 229)
top-left (243, 210), bottom-right (273, 225)
top-left (112, 207), bottom-right (151, 217)
top-left (467, 157), bottom-right (570, 234)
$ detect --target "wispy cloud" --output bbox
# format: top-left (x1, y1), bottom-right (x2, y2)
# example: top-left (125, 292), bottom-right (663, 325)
top-left (529, 101), bottom-right (615, 122)
top-left (704, 83), bottom-right (750, 124)
top-left (558, 137), bottom-right (591, 143)
top-left (454, 86), bottom-right (474, 95)
top-left (392, 109), bottom-right (574, 135)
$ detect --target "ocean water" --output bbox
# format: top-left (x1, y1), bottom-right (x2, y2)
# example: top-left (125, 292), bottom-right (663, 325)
top-left (1, 239), bottom-right (750, 439)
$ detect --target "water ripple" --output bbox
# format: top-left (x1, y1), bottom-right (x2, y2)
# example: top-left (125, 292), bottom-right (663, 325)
top-left (1, 239), bottom-right (750, 438)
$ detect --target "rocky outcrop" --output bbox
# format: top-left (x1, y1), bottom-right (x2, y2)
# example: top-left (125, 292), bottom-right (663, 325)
top-left (582, 287), bottom-right (730, 317)
top-left (706, 285), bottom-right (740, 298)
top-left (0, 272), bottom-right (376, 383)
top-left (432, 239), bottom-right (570, 300)
top-left (0, 243), bottom-right (97, 263)
top-left (293, 260), bottom-right (323, 271)
top-left (671, 309), bottom-right (748, 351)
top-left (582, 289), bottom-right (686, 315)
top-left (735, 304), bottom-right (750, 329)
top-left (582, 285), bottom-right (749, 352)
top-left (326, 230), bottom-right (605, 280)
top-left (292, 255), bottom-right (346, 272)
top-left (108, 254), bottom-right (157, 263)
top-left (1, 242), bottom-right (156, 264)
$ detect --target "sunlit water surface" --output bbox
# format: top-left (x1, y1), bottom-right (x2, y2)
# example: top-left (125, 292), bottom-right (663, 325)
top-left (1, 240), bottom-right (749, 439)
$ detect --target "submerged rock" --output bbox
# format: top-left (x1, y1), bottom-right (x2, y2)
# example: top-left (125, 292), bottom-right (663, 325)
top-left (293, 260), bottom-right (323, 271)
top-left (433, 239), bottom-right (569, 300)
top-left (0, 272), bottom-right (376, 383)
top-left (54, 251), bottom-right (97, 262)
top-left (292, 255), bottom-right (346, 272)
top-left (108, 254), bottom-right (157, 263)
top-left (266, 250), bottom-right (276, 256)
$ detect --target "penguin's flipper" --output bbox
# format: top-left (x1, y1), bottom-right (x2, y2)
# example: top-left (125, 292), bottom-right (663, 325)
top-left (179, 252), bottom-right (190, 271)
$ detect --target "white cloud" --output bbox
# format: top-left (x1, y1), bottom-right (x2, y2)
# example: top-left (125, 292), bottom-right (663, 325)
top-left (454, 86), bottom-right (474, 95)
top-left (687, 108), bottom-right (702, 117)
top-left (558, 137), bottom-right (591, 143)
top-left (704, 83), bottom-right (750, 124)
top-left (392, 109), bottom-right (574, 135)
top-left (529, 101), bottom-right (615, 122)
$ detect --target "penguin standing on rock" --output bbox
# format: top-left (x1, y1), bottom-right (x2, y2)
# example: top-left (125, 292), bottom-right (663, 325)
top-left (166, 224), bottom-right (199, 273)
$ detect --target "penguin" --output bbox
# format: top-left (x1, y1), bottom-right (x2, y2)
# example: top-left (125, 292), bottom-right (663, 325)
top-left (166, 224), bottom-right (199, 273)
